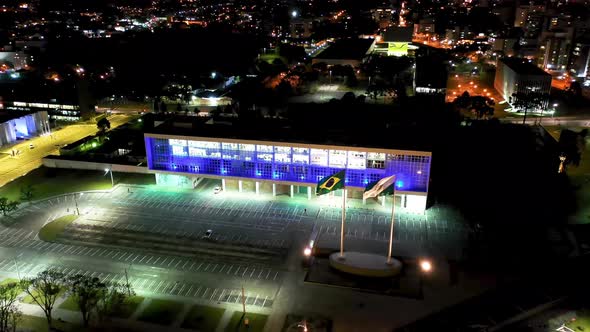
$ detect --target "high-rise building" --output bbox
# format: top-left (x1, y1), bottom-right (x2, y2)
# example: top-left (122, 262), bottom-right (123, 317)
top-left (569, 36), bottom-right (590, 82)
top-left (494, 57), bottom-right (552, 110)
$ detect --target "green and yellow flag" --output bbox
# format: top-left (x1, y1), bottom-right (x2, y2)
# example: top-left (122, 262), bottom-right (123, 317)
top-left (316, 170), bottom-right (346, 196)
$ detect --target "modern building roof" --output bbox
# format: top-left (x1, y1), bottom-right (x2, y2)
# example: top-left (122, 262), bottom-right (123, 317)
top-left (314, 38), bottom-right (375, 61)
top-left (146, 115), bottom-right (432, 153)
top-left (382, 27), bottom-right (413, 43)
top-left (499, 57), bottom-right (551, 76)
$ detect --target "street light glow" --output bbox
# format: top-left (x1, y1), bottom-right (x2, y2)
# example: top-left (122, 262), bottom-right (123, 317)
top-left (291, 10), bottom-right (298, 18)
top-left (303, 247), bottom-right (312, 256)
top-left (420, 260), bottom-right (432, 272)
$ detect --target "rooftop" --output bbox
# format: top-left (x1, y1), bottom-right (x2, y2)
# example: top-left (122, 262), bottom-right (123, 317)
top-left (314, 38), bottom-right (375, 61)
top-left (145, 111), bottom-right (435, 153)
top-left (382, 27), bottom-right (413, 43)
top-left (500, 57), bottom-right (550, 76)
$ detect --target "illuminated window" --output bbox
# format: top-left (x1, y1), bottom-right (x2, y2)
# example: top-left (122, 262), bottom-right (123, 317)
top-left (329, 150), bottom-right (347, 168)
top-left (347, 151), bottom-right (366, 169)
top-left (310, 149), bottom-right (328, 166)
top-left (172, 145), bottom-right (187, 156)
top-left (170, 139), bottom-right (188, 146)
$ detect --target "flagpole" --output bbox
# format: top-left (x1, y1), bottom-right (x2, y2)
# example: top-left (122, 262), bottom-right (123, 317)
top-left (340, 188), bottom-right (346, 258)
top-left (387, 191), bottom-right (395, 264)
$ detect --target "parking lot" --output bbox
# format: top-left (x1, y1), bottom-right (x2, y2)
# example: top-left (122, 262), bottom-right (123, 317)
top-left (0, 257), bottom-right (274, 309)
top-left (6, 183), bottom-right (471, 261)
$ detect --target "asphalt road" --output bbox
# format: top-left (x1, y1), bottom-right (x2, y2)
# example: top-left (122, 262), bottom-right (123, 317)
top-left (0, 114), bottom-right (135, 187)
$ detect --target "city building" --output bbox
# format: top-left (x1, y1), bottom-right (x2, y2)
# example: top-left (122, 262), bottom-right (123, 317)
top-left (376, 27), bottom-right (416, 57)
top-left (0, 79), bottom-right (95, 121)
top-left (569, 35), bottom-right (590, 82)
top-left (494, 57), bottom-right (552, 110)
top-left (312, 38), bottom-right (376, 67)
top-left (0, 110), bottom-right (49, 147)
top-left (538, 28), bottom-right (574, 71)
top-left (144, 120), bottom-right (432, 213)
top-left (289, 18), bottom-right (314, 39)
top-left (370, 8), bottom-right (395, 29)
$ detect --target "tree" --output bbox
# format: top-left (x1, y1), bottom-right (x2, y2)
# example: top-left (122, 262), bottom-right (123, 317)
top-left (97, 118), bottom-right (111, 133)
top-left (20, 269), bottom-right (65, 328)
top-left (0, 198), bottom-right (18, 216)
top-left (20, 184), bottom-right (35, 203)
top-left (511, 92), bottom-right (549, 124)
top-left (176, 103), bottom-right (182, 113)
top-left (0, 281), bottom-right (21, 332)
top-left (160, 101), bottom-right (168, 113)
top-left (67, 275), bottom-right (106, 327)
top-left (96, 282), bottom-right (135, 323)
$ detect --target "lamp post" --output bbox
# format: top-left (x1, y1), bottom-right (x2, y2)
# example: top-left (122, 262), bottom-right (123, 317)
top-left (104, 167), bottom-right (114, 187)
top-left (73, 193), bottom-right (82, 215)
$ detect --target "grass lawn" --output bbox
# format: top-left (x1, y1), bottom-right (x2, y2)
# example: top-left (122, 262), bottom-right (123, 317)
top-left (225, 311), bottom-right (268, 332)
top-left (17, 315), bottom-right (80, 332)
top-left (181, 304), bottom-right (225, 331)
top-left (568, 312), bottom-right (590, 331)
top-left (0, 166), bottom-right (156, 201)
top-left (21, 288), bottom-right (65, 305)
top-left (137, 299), bottom-right (185, 325)
top-left (38, 214), bottom-right (78, 241)
top-left (58, 295), bottom-right (79, 311)
top-left (111, 295), bottom-right (145, 319)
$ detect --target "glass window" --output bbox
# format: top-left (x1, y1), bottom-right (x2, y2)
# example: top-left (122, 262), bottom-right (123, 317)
top-left (347, 151), bottom-right (366, 169)
top-left (367, 152), bottom-right (385, 161)
top-left (329, 150), bottom-right (347, 168)
top-left (239, 144), bottom-right (255, 151)
top-left (310, 149), bottom-right (328, 166)
top-left (257, 153), bottom-right (273, 162)
top-left (275, 146), bottom-right (291, 153)
top-left (257, 145), bottom-right (273, 153)
top-left (222, 142), bottom-right (239, 150)
top-left (188, 147), bottom-right (206, 157)
top-left (293, 147), bottom-right (309, 154)
top-left (275, 153), bottom-right (291, 163)
top-left (169, 139), bottom-right (187, 146)
top-left (172, 145), bottom-right (187, 156)
top-left (293, 154), bottom-right (309, 164)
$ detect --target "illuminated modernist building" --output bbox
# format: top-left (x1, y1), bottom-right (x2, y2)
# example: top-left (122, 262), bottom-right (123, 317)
top-left (0, 111), bottom-right (50, 147)
top-left (145, 130), bottom-right (432, 212)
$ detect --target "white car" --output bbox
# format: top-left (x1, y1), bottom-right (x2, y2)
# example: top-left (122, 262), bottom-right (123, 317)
top-left (213, 186), bottom-right (222, 194)
top-left (202, 229), bottom-right (213, 239)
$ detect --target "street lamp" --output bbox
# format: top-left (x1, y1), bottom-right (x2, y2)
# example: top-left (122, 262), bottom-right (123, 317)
top-left (104, 168), bottom-right (114, 187)
top-left (420, 260), bottom-right (432, 273)
top-left (73, 192), bottom-right (83, 215)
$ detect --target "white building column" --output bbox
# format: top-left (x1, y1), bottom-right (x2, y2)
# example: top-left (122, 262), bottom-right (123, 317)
top-left (307, 186), bottom-right (312, 200)
top-left (272, 183), bottom-right (276, 196)
top-left (221, 179), bottom-right (226, 191)
top-left (381, 196), bottom-right (386, 206)
top-left (238, 180), bottom-right (243, 193)
top-left (255, 181), bottom-right (260, 195)
top-left (363, 196), bottom-right (366, 205)
top-left (290, 185), bottom-right (294, 198)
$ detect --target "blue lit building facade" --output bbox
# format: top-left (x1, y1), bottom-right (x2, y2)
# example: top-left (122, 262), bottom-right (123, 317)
top-left (145, 134), bottom-right (432, 211)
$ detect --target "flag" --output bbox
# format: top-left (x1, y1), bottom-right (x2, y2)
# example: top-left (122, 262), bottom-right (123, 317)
top-left (316, 170), bottom-right (346, 196)
top-left (363, 175), bottom-right (395, 200)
